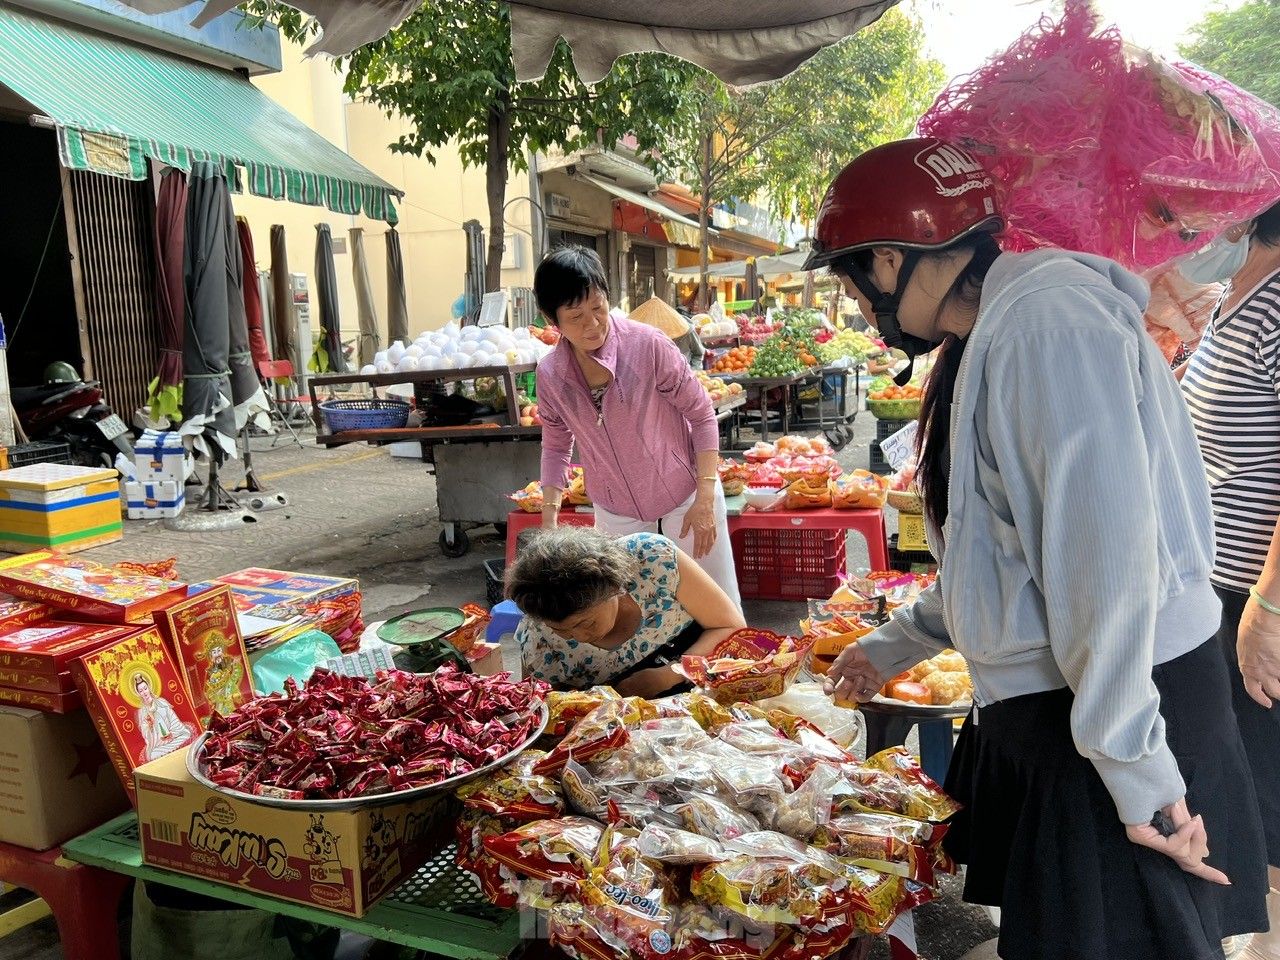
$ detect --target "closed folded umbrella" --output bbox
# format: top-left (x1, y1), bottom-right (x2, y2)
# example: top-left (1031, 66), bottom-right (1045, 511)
top-left (147, 167), bottom-right (186, 423)
top-left (350, 227), bottom-right (380, 368)
top-left (236, 218), bottom-right (271, 368)
top-left (269, 225), bottom-right (297, 369)
top-left (179, 160), bottom-right (236, 464)
top-left (311, 224), bottom-right (346, 373)
top-left (224, 197), bottom-right (270, 432)
top-left (386, 228), bottom-right (409, 346)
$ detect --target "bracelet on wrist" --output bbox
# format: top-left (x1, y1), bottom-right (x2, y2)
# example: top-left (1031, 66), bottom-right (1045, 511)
top-left (697, 476), bottom-right (717, 483)
top-left (1250, 585), bottom-right (1280, 617)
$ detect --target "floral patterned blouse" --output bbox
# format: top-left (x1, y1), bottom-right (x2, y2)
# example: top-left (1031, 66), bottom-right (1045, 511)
top-left (518, 532), bottom-right (693, 689)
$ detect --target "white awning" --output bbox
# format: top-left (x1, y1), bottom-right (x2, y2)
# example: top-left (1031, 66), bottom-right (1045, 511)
top-left (578, 174), bottom-right (702, 230)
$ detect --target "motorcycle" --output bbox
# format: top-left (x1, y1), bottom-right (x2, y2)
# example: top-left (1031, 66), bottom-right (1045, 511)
top-left (13, 378), bottom-right (134, 468)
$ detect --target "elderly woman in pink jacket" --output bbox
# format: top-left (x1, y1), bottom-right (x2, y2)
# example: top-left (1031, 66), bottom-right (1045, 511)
top-left (533, 246), bottom-right (741, 608)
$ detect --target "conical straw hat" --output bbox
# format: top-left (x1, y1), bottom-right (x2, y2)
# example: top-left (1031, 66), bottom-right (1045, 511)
top-left (630, 297), bottom-right (690, 339)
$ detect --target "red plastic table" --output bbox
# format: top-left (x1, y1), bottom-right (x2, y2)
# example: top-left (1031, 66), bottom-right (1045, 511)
top-left (0, 838), bottom-right (131, 960)
top-left (505, 506), bottom-right (888, 572)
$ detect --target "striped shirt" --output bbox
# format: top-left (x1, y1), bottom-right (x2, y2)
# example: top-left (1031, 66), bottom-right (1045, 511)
top-left (1182, 272), bottom-right (1280, 592)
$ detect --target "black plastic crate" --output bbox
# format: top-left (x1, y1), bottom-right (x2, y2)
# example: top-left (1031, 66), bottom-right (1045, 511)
top-left (888, 534), bottom-right (936, 573)
top-left (6, 440), bottom-right (74, 469)
top-left (869, 445), bottom-right (893, 475)
top-left (875, 417), bottom-right (913, 443)
top-left (483, 559), bottom-right (505, 607)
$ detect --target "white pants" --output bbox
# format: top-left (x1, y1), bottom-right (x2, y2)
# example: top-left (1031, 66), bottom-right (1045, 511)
top-left (593, 481), bottom-right (742, 610)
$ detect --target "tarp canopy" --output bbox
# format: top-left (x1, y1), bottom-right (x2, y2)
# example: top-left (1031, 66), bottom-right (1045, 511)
top-left (668, 250), bottom-right (812, 282)
top-left (107, 0), bottom-right (901, 83)
top-left (580, 174), bottom-right (703, 229)
top-left (0, 5), bottom-right (401, 222)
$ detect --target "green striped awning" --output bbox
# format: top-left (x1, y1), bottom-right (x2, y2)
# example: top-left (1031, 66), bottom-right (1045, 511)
top-left (0, 6), bottom-right (401, 223)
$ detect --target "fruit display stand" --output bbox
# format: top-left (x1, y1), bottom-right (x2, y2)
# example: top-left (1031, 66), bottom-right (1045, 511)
top-left (787, 364), bottom-right (863, 445)
top-left (60, 813), bottom-right (524, 960)
top-left (310, 365), bottom-right (542, 558)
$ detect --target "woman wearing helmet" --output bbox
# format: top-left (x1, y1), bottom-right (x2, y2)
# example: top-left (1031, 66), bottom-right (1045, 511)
top-left (819, 138), bottom-right (1268, 959)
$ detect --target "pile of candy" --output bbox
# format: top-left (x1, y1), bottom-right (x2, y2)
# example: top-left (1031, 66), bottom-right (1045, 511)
top-left (456, 689), bottom-right (958, 960)
top-left (201, 665), bottom-right (548, 800)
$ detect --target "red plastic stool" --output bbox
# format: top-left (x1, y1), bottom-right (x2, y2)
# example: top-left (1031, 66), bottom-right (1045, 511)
top-left (0, 839), bottom-right (130, 960)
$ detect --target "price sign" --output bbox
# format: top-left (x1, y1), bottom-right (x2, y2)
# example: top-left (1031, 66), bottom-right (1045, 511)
top-left (879, 419), bottom-right (918, 472)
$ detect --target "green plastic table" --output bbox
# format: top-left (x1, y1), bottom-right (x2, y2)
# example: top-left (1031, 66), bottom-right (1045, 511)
top-left (61, 813), bottom-right (524, 960)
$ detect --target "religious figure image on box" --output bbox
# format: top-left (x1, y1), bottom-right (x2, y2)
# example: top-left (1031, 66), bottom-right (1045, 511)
top-left (158, 587), bottom-right (253, 722)
top-left (72, 626), bottom-right (200, 796)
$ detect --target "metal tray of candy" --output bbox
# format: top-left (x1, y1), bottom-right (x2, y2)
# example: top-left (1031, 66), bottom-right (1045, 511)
top-left (185, 700), bottom-right (549, 811)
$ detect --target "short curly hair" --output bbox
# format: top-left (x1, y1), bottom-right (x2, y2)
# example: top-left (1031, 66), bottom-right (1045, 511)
top-left (505, 527), bottom-right (640, 623)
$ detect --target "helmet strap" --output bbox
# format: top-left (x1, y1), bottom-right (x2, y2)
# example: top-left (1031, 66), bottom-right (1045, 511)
top-left (837, 252), bottom-right (933, 386)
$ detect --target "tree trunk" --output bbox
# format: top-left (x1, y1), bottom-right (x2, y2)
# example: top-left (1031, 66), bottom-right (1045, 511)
top-left (698, 130), bottom-right (713, 312)
top-left (485, 94), bottom-right (511, 293)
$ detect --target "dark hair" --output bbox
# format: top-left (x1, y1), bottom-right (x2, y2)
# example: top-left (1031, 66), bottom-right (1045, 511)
top-left (505, 527), bottom-right (639, 623)
top-left (1252, 200), bottom-right (1280, 248)
top-left (913, 233), bottom-right (1003, 528)
top-left (533, 245), bottom-right (610, 322)
top-left (133, 673), bottom-right (149, 690)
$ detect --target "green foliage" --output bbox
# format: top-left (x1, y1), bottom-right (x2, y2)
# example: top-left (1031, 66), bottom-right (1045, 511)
top-left (1180, 0), bottom-right (1280, 108)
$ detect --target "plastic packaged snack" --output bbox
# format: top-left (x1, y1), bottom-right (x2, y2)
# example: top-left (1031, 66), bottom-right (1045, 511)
top-left (649, 691), bottom-right (735, 734)
top-left (637, 824), bottom-right (726, 865)
top-left (699, 740), bottom-right (788, 814)
top-left (675, 791), bottom-right (762, 842)
top-left (533, 699), bottom-right (631, 776)
top-left (829, 471), bottom-right (890, 509)
top-left (771, 762), bottom-right (843, 841)
top-left (482, 816), bottom-right (606, 882)
top-left (834, 748), bottom-right (962, 823)
top-left (455, 749), bottom-right (565, 820)
top-left (547, 687), bottom-right (621, 737)
top-left (811, 811), bottom-right (955, 886)
top-left (782, 478), bottom-right (833, 510)
top-left (757, 683), bottom-right (863, 748)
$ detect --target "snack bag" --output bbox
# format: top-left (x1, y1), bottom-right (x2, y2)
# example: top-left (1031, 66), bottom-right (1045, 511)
top-left (811, 811), bottom-right (955, 887)
top-left (482, 816), bottom-right (605, 883)
top-left (446, 602), bottom-right (492, 656)
top-left (674, 791), bottom-right (762, 843)
top-left (547, 686), bottom-right (622, 737)
top-left (509, 480), bottom-right (546, 513)
top-left (691, 831), bottom-right (854, 928)
top-left (567, 468), bottom-right (592, 506)
top-left (578, 830), bottom-right (683, 960)
top-left (841, 865), bottom-right (936, 935)
top-left (637, 824), bottom-right (726, 866)
top-left (703, 740), bottom-right (788, 814)
top-left (829, 471), bottom-right (890, 509)
top-left (776, 456), bottom-right (840, 486)
top-left (782, 477), bottom-right (833, 510)
top-left (456, 749), bottom-right (565, 820)
top-left (649, 691), bottom-right (735, 734)
top-left (533, 699), bottom-right (632, 776)
top-left (679, 630), bottom-right (814, 705)
top-left (833, 748), bottom-right (962, 823)
top-left (771, 762), bottom-right (844, 841)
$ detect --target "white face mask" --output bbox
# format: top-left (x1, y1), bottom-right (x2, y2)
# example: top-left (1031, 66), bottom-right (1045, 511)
top-left (1179, 231), bottom-right (1251, 285)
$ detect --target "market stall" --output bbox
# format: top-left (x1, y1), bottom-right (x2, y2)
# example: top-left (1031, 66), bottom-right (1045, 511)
top-left (0, 544), bottom-right (964, 960)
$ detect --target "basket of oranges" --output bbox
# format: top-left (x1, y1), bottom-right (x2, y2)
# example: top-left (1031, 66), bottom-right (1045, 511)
top-left (866, 381), bottom-right (923, 420)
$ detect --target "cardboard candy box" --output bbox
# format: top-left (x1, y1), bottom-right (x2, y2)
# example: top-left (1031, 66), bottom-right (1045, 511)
top-left (135, 749), bottom-right (454, 916)
top-left (0, 551), bottom-right (187, 624)
top-left (677, 629), bottom-right (815, 705)
top-left (70, 625), bottom-right (200, 803)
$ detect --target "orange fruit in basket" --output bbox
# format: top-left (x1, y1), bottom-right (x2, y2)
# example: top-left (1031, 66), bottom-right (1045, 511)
top-left (887, 680), bottom-right (933, 705)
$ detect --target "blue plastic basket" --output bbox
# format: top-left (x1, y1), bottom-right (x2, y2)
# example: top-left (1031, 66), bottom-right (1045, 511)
top-left (318, 398), bottom-right (411, 432)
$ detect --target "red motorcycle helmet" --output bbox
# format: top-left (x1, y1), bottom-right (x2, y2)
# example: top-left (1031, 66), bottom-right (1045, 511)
top-left (802, 137), bottom-right (1004, 270)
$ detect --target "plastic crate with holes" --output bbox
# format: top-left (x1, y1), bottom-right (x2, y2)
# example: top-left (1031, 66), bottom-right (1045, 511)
top-left (3, 440), bottom-right (74, 470)
top-left (731, 527), bottom-right (846, 601)
top-left (483, 559), bottom-right (505, 607)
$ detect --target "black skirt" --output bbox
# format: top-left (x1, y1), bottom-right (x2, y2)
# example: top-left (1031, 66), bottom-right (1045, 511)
top-left (943, 637), bottom-right (1269, 960)
top-left (1215, 586), bottom-right (1280, 866)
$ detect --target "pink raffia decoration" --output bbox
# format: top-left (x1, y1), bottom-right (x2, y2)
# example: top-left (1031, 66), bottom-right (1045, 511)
top-left (918, 3), bottom-right (1280, 271)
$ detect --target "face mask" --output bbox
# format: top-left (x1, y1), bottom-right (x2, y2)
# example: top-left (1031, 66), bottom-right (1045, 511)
top-left (1179, 231), bottom-right (1250, 285)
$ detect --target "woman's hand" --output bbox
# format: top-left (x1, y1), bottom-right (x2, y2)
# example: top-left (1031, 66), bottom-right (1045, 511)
top-left (615, 665), bottom-right (679, 699)
top-left (680, 494), bottom-right (717, 559)
top-left (1240, 594), bottom-right (1280, 707)
top-left (1125, 798), bottom-right (1230, 885)
top-left (821, 643), bottom-right (886, 703)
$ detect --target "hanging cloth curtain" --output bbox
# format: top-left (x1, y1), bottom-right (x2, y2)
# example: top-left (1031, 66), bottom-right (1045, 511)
top-left (385, 228), bottom-right (409, 347)
top-left (310, 223), bottom-right (346, 373)
top-left (236, 217), bottom-right (271, 368)
top-left (350, 227), bottom-right (380, 368)
top-left (224, 196), bottom-right (270, 431)
top-left (269, 224), bottom-right (298, 369)
top-left (146, 166), bottom-right (187, 422)
top-left (179, 160), bottom-right (236, 463)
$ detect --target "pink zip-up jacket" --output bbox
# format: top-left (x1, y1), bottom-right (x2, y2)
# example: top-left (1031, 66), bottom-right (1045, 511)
top-left (537, 314), bottom-right (719, 522)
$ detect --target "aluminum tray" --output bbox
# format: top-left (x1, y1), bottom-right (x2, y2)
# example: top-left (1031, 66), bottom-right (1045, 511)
top-left (185, 700), bottom-right (548, 811)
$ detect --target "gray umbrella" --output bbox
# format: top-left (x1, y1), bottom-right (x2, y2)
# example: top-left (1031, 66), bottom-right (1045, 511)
top-left (269, 225), bottom-right (298, 369)
top-left (312, 223), bottom-right (347, 373)
top-left (224, 193), bottom-right (269, 429)
top-left (180, 160), bottom-right (236, 464)
top-left (385, 228), bottom-right (410, 346)
top-left (350, 227), bottom-right (380, 368)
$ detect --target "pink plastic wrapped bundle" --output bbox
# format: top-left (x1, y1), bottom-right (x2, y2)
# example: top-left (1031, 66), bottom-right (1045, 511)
top-left (1141, 262), bottom-right (1221, 363)
top-left (919, 3), bottom-right (1280, 272)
